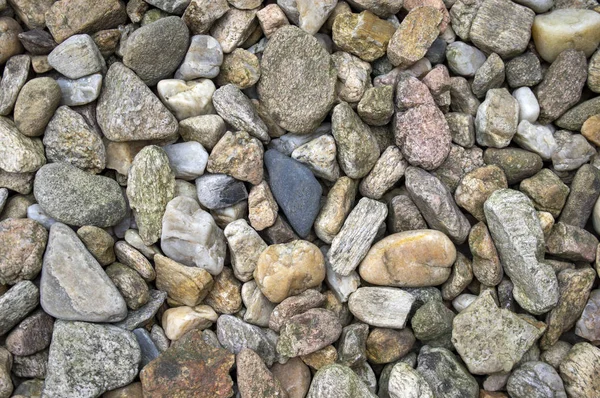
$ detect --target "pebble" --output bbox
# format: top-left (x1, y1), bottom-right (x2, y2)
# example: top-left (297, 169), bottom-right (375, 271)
top-left (163, 141), bottom-right (208, 181)
top-left (446, 41), bottom-right (486, 77)
top-left (140, 328), bottom-right (235, 397)
top-left (406, 167), bottom-right (470, 244)
top-left (271, 357), bottom-right (311, 398)
top-left (216, 314), bottom-right (277, 366)
top-left (0, 116), bottom-right (47, 173)
top-left (259, 26), bottom-right (336, 134)
top-left (264, 149), bottom-right (322, 238)
top-left (47, 34), bottom-right (105, 79)
top-left (156, 78), bottom-right (215, 121)
top-left (388, 362), bottom-right (434, 398)
top-left (127, 146), bottom-right (174, 245)
top-left (323, 247), bottom-right (360, 303)
top-left (13, 77), bottom-right (60, 139)
top-left (505, 52), bottom-right (543, 89)
top-left (575, 289), bottom-right (600, 342)
top-left (179, 114), bottom-right (226, 151)
top-left (453, 290), bottom-right (545, 374)
top-left (237, 348), bottom-right (288, 398)
top-left (507, 361), bottom-right (567, 398)
top-left (144, 0), bottom-right (189, 14)
top-left (387, 7), bottom-right (442, 67)
top-left (450, 76), bottom-right (480, 116)
top-left (115, 241), bottom-right (155, 281)
top-left (0, 17), bottom-right (23, 65)
top-left (278, 0), bottom-right (337, 35)
top-left (40, 223), bottom-right (127, 322)
top-left (217, 48), bottom-right (260, 89)
top-left (307, 363), bottom-right (376, 398)
top-left (34, 162), bottom-right (126, 227)
top-left (359, 146), bottom-right (407, 199)
top-left (0, 55), bottom-right (29, 115)
top-left (441, 252), bottom-right (473, 300)
top-left (291, 134), bottom-right (340, 182)
top-left (332, 10), bottom-right (395, 62)
top-left (520, 170), bottom-right (569, 218)
top-left (123, 16), bottom-right (189, 86)
top-left (475, 88), bottom-right (519, 148)
top-left (276, 308), bottom-right (341, 358)
top-left (248, 181), bottom-right (278, 231)
top-left (348, 287), bottom-right (414, 329)
top-left (175, 35), bottom-right (223, 80)
top-left (332, 50), bottom-right (372, 104)
top-left (412, 299), bottom-right (454, 348)
top-left (512, 87), bottom-right (539, 124)
top-left (224, 219), bottom-right (267, 282)
top-left (483, 148), bottom-right (543, 185)
top-left (0, 218), bottom-right (47, 285)
top-left (387, 193), bottom-right (428, 233)
top-left (124, 229), bottom-right (161, 260)
top-left (552, 130), bottom-right (596, 172)
top-left (43, 321), bottom-right (140, 398)
top-left (5, 309), bottom-right (53, 357)
top-left (162, 305), bottom-right (218, 340)
top-left (256, 4), bottom-right (290, 39)
top-left (269, 289), bottom-right (325, 332)
top-left (454, 165), bottom-right (507, 222)
top-left (204, 267), bottom-right (242, 314)
top-left (97, 63), bottom-right (178, 141)
top-left (241, 280), bottom-right (275, 327)
top-left (269, 125), bottom-right (329, 155)
top-left (113, 290), bottom-right (166, 331)
top-left (43, 105), bottom-right (106, 173)
top-left (484, 189), bottom-right (559, 315)
top-left (471, 53), bottom-right (504, 98)
top-left (559, 343), bottom-right (600, 398)
top-left (358, 85), bottom-right (394, 126)
top-left (182, 0), bottom-right (228, 35)
top-left (195, 173), bottom-right (248, 210)
top-left (210, 8), bottom-right (258, 53)
top-left (207, 130), bottom-right (263, 184)
top-left (213, 84), bottom-right (269, 143)
top-left (468, 222), bottom-right (502, 286)
top-left (155, 253), bottom-right (212, 307)
top-left (17, 29), bottom-right (56, 55)
top-left (417, 346), bottom-right (479, 398)
top-left (561, 164), bottom-right (600, 228)
top-left (0, 281), bottom-right (38, 336)
top-left (106, 262), bottom-right (149, 310)
top-left (133, 328), bottom-right (159, 369)
top-left (56, 73), bottom-right (102, 106)
top-left (76, 226), bottom-right (115, 266)
top-left (314, 177), bottom-right (357, 244)
top-left (514, 121), bottom-right (556, 161)
top-left (445, 112), bottom-right (475, 148)
top-left (366, 328), bottom-right (415, 364)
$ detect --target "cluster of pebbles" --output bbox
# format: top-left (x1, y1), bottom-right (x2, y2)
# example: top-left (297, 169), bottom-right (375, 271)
top-left (2, 0), bottom-right (600, 397)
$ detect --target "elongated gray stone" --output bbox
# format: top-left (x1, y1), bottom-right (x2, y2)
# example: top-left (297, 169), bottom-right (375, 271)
top-left (483, 189), bottom-right (558, 315)
top-left (307, 364), bottom-right (376, 398)
top-left (113, 290), bottom-right (167, 331)
top-left (328, 197), bottom-right (387, 276)
top-left (96, 62), bottom-right (178, 142)
top-left (507, 361), bottom-right (567, 398)
top-left (40, 223), bottom-right (127, 323)
top-left (0, 54), bottom-right (30, 115)
top-left (348, 287), bottom-right (414, 329)
top-left (0, 281), bottom-right (39, 336)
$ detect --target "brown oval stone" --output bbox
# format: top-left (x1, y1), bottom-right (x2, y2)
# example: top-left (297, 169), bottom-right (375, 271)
top-left (0, 218), bottom-right (47, 285)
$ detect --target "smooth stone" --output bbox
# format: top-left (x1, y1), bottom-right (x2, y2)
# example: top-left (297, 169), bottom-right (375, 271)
top-left (0, 281), bottom-right (38, 336)
top-left (124, 229), bottom-right (161, 260)
top-left (532, 9), bottom-right (600, 64)
top-left (513, 87), bottom-right (539, 123)
top-left (348, 287), bottom-right (414, 329)
top-left (562, 164), bottom-right (600, 229)
top-left (195, 173), bottom-right (248, 210)
top-left (157, 78), bottom-right (215, 121)
top-left (446, 41), bottom-right (486, 77)
top-left (47, 34), bottom-right (105, 79)
top-left (34, 163), bottom-right (125, 227)
top-left (113, 290), bottom-right (167, 331)
top-left (17, 28), bottom-right (56, 55)
top-left (278, 0), bottom-right (337, 35)
top-left (0, 55), bottom-right (30, 115)
top-left (405, 167), bottom-right (470, 244)
top-left (155, 253), bottom-right (213, 306)
top-left (556, 97), bottom-right (600, 131)
top-left (483, 189), bottom-right (559, 315)
top-left (133, 328), bottom-right (159, 368)
top-left (441, 252), bottom-right (473, 300)
top-left (216, 315), bottom-right (277, 366)
top-left (291, 134), bottom-right (340, 182)
top-left (323, 247), bottom-right (360, 303)
top-left (163, 141), bottom-right (208, 181)
top-left (145, 0), bottom-right (190, 14)
top-left (161, 196), bottom-right (226, 275)
top-left (271, 357), bottom-right (311, 398)
top-left (105, 262), bottom-right (149, 310)
top-left (212, 84), bottom-right (269, 143)
top-left (269, 125), bottom-right (329, 155)
top-left (0, 218), bottom-right (47, 285)
top-left (452, 294), bottom-right (477, 312)
top-left (76, 225), bottom-right (115, 266)
top-left (258, 26), bottom-right (337, 134)
top-left (179, 114), bottom-right (226, 151)
top-left (269, 289), bottom-right (325, 333)
top-left (162, 305), bottom-right (218, 341)
top-left (417, 346), bottom-right (479, 398)
top-left (241, 280), bottom-right (275, 327)
top-left (559, 343), bottom-right (600, 398)
top-left (15, 78), bottom-right (62, 137)
top-left (514, 121), bottom-right (557, 161)
top-left (96, 62), bottom-right (178, 142)
top-left (0, 17), bottom-right (23, 65)
top-left (575, 289), bottom-right (600, 342)
top-left (387, 194), bottom-right (428, 234)
top-left (56, 74), bottom-right (102, 106)
top-left (40, 223), bottom-right (127, 322)
top-left (122, 16), bottom-right (189, 86)
top-left (387, 7), bottom-right (442, 67)
top-left (483, 148), bottom-right (543, 185)
top-left (0, 116), bottom-right (45, 173)
top-left (388, 362), bottom-right (434, 398)
top-left (44, 321), bottom-right (140, 398)
top-left (314, 177), bottom-right (358, 244)
top-left (328, 197), bottom-right (388, 276)
top-left (114, 241), bottom-right (156, 282)
top-left (552, 130), bottom-right (595, 172)
top-left (452, 291), bottom-right (546, 374)
top-left (475, 88), bottom-right (519, 148)
top-left (264, 149), bottom-right (322, 238)
top-left (277, 308), bottom-right (342, 357)
top-left (175, 35), bottom-right (223, 80)
top-left (224, 219), bottom-right (267, 282)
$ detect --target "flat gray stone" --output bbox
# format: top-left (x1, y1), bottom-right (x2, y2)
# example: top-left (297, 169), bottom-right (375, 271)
top-left (40, 223), bottom-right (127, 322)
top-left (348, 287), bottom-right (414, 329)
top-left (0, 54), bottom-right (30, 115)
top-left (216, 314), bottom-right (276, 366)
top-left (47, 34), bottom-right (105, 79)
top-left (0, 281), bottom-right (39, 336)
top-left (307, 364), bottom-right (376, 398)
top-left (113, 290), bottom-right (167, 331)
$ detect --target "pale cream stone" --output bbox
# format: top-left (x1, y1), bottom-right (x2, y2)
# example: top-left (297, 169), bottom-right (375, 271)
top-left (248, 181), bottom-right (278, 231)
top-left (224, 219), bottom-right (267, 282)
top-left (157, 79), bottom-right (215, 121)
top-left (314, 177), bottom-right (357, 244)
top-left (162, 305), bottom-right (218, 340)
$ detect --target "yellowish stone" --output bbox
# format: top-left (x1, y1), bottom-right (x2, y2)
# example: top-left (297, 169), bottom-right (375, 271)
top-left (300, 345), bottom-right (338, 370)
top-left (314, 176), bottom-right (357, 244)
top-left (581, 114), bottom-right (600, 146)
top-left (162, 305), bottom-right (218, 340)
top-left (155, 254), bottom-right (213, 307)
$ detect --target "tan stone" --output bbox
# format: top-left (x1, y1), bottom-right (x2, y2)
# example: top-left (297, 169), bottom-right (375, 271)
top-left (204, 267), bottom-right (242, 314)
top-left (314, 177), bottom-right (357, 244)
top-left (162, 305), bottom-right (218, 341)
top-left (560, 343), bottom-right (600, 398)
top-left (454, 165), bottom-right (508, 222)
top-left (332, 11), bottom-right (396, 62)
top-left (581, 114), bottom-right (600, 146)
top-left (271, 357), bottom-right (311, 398)
top-left (256, 4), bottom-right (289, 38)
top-left (31, 55), bottom-right (52, 73)
top-left (224, 219), bottom-right (267, 282)
top-left (115, 241), bottom-right (156, 282)
top-left (366, 327), bottom-right (415, 364)
top-left (248, 181), bottom-right (278, 231)
top-left (155, 254), bottom-right (213, 307)
top-left (216, 49), bottom-right (260, 89)
top-left (300, 345), bottom-right (337, 370)
top-left (358, 230), bottom-right (456, 287)
top-left (404, 0), bottom-right (450, 32)
top-left (77, 226), bottom-right (115, 266)
top-left (102, 382), bottom-right (143, 398)
top-left (387, 7), bottom-right (442, 67)
top-left (207, 131), bottom-right (263, 185)
top-left (469, 222), bottom-right (503, 286)
top-left (254, 240), bottom-right (326, 303)
top-left (538, 211), bottom-right (554, 239)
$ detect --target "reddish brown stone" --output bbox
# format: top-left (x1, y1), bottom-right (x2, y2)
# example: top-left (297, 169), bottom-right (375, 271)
top-left (236, 349), bottom-right (288, 398)
top-left (140, 329), bottom-right (235, 398)
top-left (0, 218), bottom-right (47, 285)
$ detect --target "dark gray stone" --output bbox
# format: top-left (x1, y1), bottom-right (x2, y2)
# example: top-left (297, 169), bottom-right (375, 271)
top-left (12, 349), bottom-right (48, 379)
top-left (133, 328), bottom-right (160, 368)
top-left (426, 37), bottom-right (447, 64)
top-left (0, 280), bottom-right (39, 336)
top-left (195, 173), bottom-right (248, 210)
top-left (113, 289), bottom-right (167, 331)
top-left (417, 345), bottom-right (479, 398)
top-left (505, 52), bottom-right (543, 88)
top-left (5, 309), bottom-right (54, 356)
top-left (483, 148), bottom-right (543, 185)
top-left (559, 164), bottom-right (600, 228)
top-left (18, 29), bottom-right (56, 54)
top-left (264, 149), bottom-right (322, 238)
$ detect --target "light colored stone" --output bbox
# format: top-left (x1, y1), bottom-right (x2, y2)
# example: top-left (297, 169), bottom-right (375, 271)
top-left (348, 287), bottom-right (414, 329)
top-left (387, 7), bottom-right (442, 67)
top-left (332, 51), bottom-right (371, 104)
top-left (157, 79), bottom-right (215, 121)
top-left (552, 130), bottom-right (596, 172)
top-left (359, 146), bottom-right (407, 199)
top-left (47, 34), bottom-right (105, 79)
top-left (314, 176), bottom-right (357, 244)
top-left (155, 253), bottom-right (213, 307)
top-left (306, 364), bottom-right (376, 398)
top-left (454, 165), bottom-right (508, 222)
top-left (575, 289), bottom-right (600, 342)
top-left (163, 141), bottom-right (208, 181)
top-left (179, 114), bottom-right (226, 151)
top-left (242, 280), bottom-right (276, 327)
top-left (210, 8), bottom-right (258, 53)
top-left (204, 267), bottom-right (242, 314)
top-left (224, 219), bottom-right (267, 282)
top-left (213, 84), bottom-right (269, 143)
top-left (446, 41), bottom-right (486, 77)
top-left (56, 74), bottom-right (102, 106)
top-left (175, 35), bottom-right (223, 80)
top-left (507, 361), bottom-right (567, 398)
top-left (514, 121), bottom-right (557, 161)
top-left (475, 88), bottom-right (519, 148)
top-left (256, 4), bottom-right (289, 38)
top-left (388, 362), bottom-right (434, 398)
top-left (207, 130), bottom-right (264, 185)
top-left (560, 343), bottom-right (600, 398)
top-left (248, 181), bottom-right (279, 231)
top-left (0, 55), bottom-right (30, 116)
top-left (513, 87), bottom-right (539, 123)
top-left (292, 134), bottom-right (340, 182)
top-left (278, 0), bottom-right (338, 35)
top-left (162, 305), bottom-right (218, 341)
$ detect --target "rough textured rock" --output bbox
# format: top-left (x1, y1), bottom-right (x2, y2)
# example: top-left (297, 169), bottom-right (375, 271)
top-left (483, 189), bottom-right (559, 315)
top-left (559, 343), bottom-right (600, 398)
top-left (43, 321), bottom-right (140, 398)
top-left (307, 364), bottom-right (376, 398)
top-left (348, 287), bottom-right (414, 329)
top-left (388, 362), bottom-right (434, 398)
top-left (507, 361), bottom-right (567, 398)
top-left (417, 346), bottom-right (479, 398)
top-left (314, 177), bottom-right (357, 244)
top-left (140, 328), bottom-right (235, 398)
top-left (237, 348), bottom-right (288, 398)
top-left (469, 222), bottom-right (503, 286)
top-left (0, 281), bottom-right (39, 336)
top-left (0, 218), bottom-right (47, 285)
top-left (560, 164), bottom-right (600, 229)
top-left (258, 26), bottom-right (337, 134)
top-left (40, 223), bottom-right (127, 322)
top-left (277, 308), bottom-right (342, 357)
top-left (475, 88), bottom-right (519, 148)
top-left (34, 162), bottom-right (126, 227)
top-left (207, 130), bottom-right (263, 185)
top-left (216, 314), bottom-right (277, 366)
top-left (224, 219), bottom-right (267, 282)
top-left (455, 165), bottom-right (507, 222)
top-left (576, 289), bottom-right (600, 342)
top-left (0, 116), bottom-right (45, 173)
top-left (13, 77), bottom-right (61, 138)
top-left (47, 34), bottom-right (105, 79)
top-left (96, 63), bottom-right (178, 142)
top-left (483, 148), bottom-right (543, 185)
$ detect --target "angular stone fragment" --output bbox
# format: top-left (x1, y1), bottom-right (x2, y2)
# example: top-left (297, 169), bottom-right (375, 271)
top-left (113, 290), bottom-right (166, 331)
top-left (307, 364), bottom-right (376, 398)
top-left (183, 0), bottom-right (229, 35)
top-left (314, 177), bottom-right (357, 244)
top-left (44, 321), bottom-right (140, 398)
top-left (162, 305), bottom-right (217, 340)
top-left (0, 281), bottom-right (38, 336)
top-left (56, 74), bottom-right (102, 107)
top-left (241, 280), bottom-right (275, 327)
top-left (359, 146), bottom-right (407, 199)
top-left (475, 88), bottom-right (519, 148)
top-left (560, 164), bottom-right (600, 229)
top-left (157, 79), bottom-right (215, 121)
top-left (301, 345), bottom-right (337, 370)
top-left (387, 193), bottom-right (428, 234)
top-left (225, 219), bottom-right (266, 282)
top-left (141, 328), bottom-right (235, 398)
top-left (348, 287), bottom-right (414, 329)
top-left (450, 77), bottom-right (480, 116)
top-left (0, 55), bottom-right (29, 116)
top-left (277, 308), bottom-right (342, 357)
top-left (248, 181), bottom-right (278, 231)
top-left (217, 314), bottom-right (277, 366)
top-left (5, 309), bottom-right (53, 356)
top-left (114, 241), bottom-right (155, 281)
top-left (204, 267), bottom-right (242, 314)
top-left (257, 4), bottom-right (289, 38)
top-left (441, 253), bottom-right (473, 301)
top-left (34, 163), bottom-right (126, 227)
top-left (469, 222), bottom-right (502, 286)
top-left (417, 346), bottom-right (479, 398)
top-left (505, 52), bottom-right (542, 88)
top-left (452, 291), bottom-right (545, 374)
top-left (536, 49), bottom-right (587, 125)
top-left (106, 262), bottom-right (149, 310)
top-left (575, 289), bottom-right (600, 342)
top-left (328, 198), bottom-right (387, 276)
top-left (514, 121), bottom-right (556, 162)
top-left (155, 254), bottom-right (212, 306)
top-left (559, 343), bottom-right (600, 398)
top-left (97, 63), bottom-right (178, 141)
top-left (552, 130), bottom-right (595, 172)
top-left (237, 348), bottom-right (288, 398)
top-left (127, 146), bottom-right (174, 245)
top-left (48, 34), bottom-right (105, 79)
top-left (472, 53), bottom-right (505, 98)
top-left (291, 134), bottom-right (340, 182)
top-left (332, 11), bottom-right (396, 62)
top-left (210, 8), bottom-right (257, 53)
top-left (358, 85), bottom-right (394, 126)
top-left (483, 189), bottom-right (559, 315)
top-left (207, 131), bottom-right (263, 185)
top-left (366, 328), bottom-right (415, 364)
top-left (0, 218), bottom-right (47, 285)
top-left (259, 26), bottom-right (337, 134)
top-left (388, 362), bottom-right (434, 398)
top-left (387, 7), bottom-right (442, 67)
top-left (507, 361), bottom-right (567, 398)
top-left (406, 167), bottom-right (470, 244)
top-left (0, 117), bottom-right (45, 173)
top-left (455, 165), bottom-right (507, 222)
top-left (469, 0), bottom-right (534, 59)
